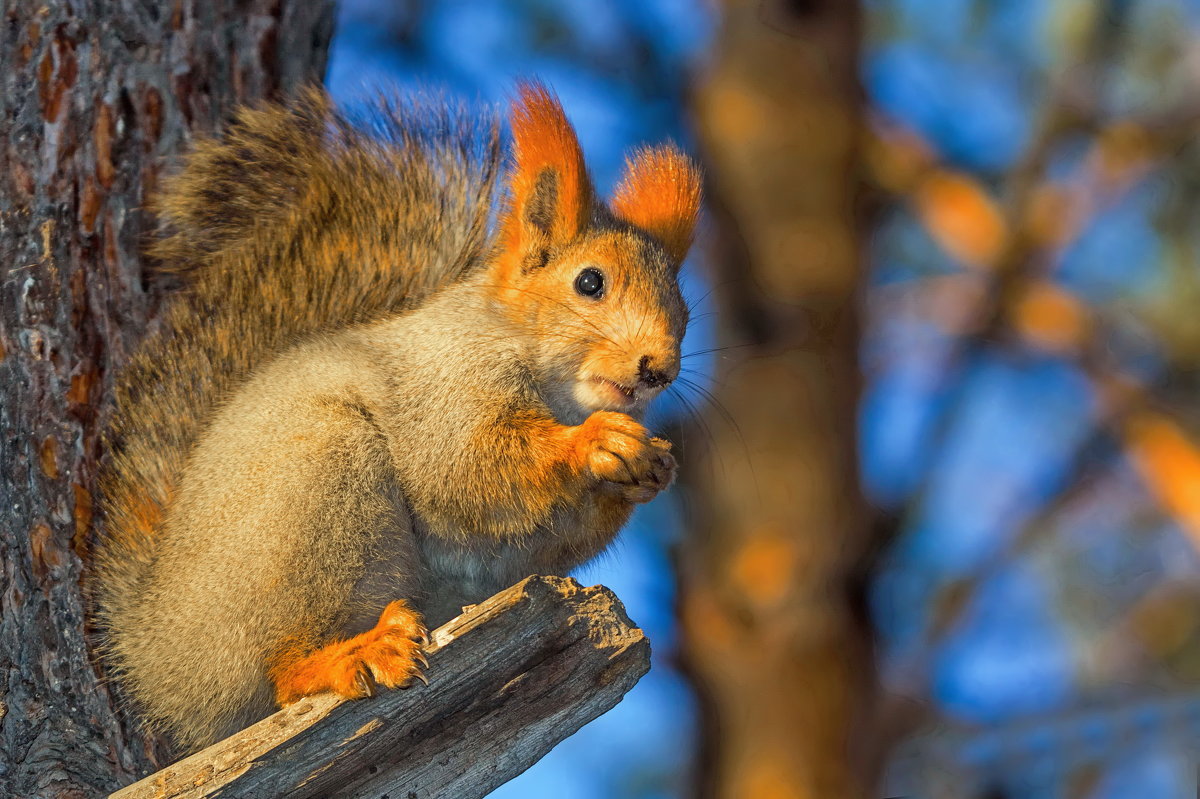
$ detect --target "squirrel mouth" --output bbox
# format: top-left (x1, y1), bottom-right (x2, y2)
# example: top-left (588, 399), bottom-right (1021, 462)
top-left (591, 377), bottom-right (638, 405)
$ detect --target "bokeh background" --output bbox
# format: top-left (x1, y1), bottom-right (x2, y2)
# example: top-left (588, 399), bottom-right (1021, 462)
top-left (328, 1), bottom-right (1200, 797)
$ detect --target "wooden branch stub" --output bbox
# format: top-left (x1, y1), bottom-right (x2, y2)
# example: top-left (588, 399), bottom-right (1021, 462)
top-left (109, 576), bottom-right (650, 799)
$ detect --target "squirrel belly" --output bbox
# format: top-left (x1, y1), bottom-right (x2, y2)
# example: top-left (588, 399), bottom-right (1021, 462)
top-left (91, 83), bottom-right (702, 753)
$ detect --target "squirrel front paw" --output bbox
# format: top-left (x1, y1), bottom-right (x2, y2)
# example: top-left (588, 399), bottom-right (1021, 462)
top-left (574, 411), bottom-right (677, 504)
top-left (270, 600), bottom-right (429, 706)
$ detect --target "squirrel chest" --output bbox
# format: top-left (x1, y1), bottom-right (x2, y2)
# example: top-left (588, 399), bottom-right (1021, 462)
top-left (171, 281), bottom-right (629, 631)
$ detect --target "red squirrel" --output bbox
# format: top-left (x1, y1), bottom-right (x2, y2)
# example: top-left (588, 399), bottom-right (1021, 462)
top-left (92, 83), bottom-right (701, 752)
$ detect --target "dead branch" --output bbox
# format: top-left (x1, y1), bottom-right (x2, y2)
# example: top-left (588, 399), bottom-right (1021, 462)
top-left (109, 576), bottom-right (649, 799)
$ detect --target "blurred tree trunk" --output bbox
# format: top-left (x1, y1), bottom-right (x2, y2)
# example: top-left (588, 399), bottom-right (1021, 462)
top-left (679, 2), bottom-right (872, 798)
top-left (0, 2), bottom-right (333, 796)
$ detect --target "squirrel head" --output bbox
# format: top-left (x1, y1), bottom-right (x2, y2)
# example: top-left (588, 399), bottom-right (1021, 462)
top-left (491, 82), bottom-right (702, 421)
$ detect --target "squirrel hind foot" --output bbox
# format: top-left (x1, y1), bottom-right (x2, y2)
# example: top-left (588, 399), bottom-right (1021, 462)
top-left (270, 599), bottom-right (429, 706)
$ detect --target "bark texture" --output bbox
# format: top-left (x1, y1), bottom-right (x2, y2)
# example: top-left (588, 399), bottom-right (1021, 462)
top-left (109, 576), bottom-right (650, 799)
top-left (679, 2), bottom-right (872, 797)
top-left (0, 2), bottom-right (334, 796)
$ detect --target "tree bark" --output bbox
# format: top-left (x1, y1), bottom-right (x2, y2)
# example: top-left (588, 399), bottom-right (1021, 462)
top-left (109, 576), bottom-right (650, 799)
top-left (678, 2), bottom-right (873, 797)
top-left (0, 2), bottom-right (334, 796)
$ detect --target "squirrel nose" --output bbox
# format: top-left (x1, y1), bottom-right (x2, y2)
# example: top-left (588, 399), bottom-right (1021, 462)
top-left (637, 355), bottom-right (673, 389)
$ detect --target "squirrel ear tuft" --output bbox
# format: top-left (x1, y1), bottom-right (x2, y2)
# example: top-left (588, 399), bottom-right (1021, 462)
top-left (503, 82), bottom-right (592, 260)
top-left (611, 145), bottom-right (702, 267)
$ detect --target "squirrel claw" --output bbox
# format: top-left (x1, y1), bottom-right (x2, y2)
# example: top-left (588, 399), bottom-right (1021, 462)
top-left (354, 669), bottom-right (377, 698)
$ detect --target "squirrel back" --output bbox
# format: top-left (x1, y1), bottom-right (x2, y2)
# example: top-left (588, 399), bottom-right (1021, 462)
top-left (95, 89), bottom-right (501, 626)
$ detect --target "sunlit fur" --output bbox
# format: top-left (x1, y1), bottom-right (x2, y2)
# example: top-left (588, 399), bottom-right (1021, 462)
top-left (488, 229), bottom-right (688, 424)
top-left (91, 83), bottom-right (701, 753)
top-left (493, 84), bottom-right (690, 424)
top-left (501, 82), bottom-right (592, 257)
top-left (612, 145), bottom-right (702, 265)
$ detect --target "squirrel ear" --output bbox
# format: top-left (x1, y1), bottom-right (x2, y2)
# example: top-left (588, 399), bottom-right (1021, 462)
top-left (611, 145), bottom-right (702, 267)
top-left (503, 82), bottom-right (592, 263)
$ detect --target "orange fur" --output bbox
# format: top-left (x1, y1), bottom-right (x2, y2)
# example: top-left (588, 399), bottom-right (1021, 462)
top-left (499, 82), bottom-right (593, 275)
top-left (126, 491), bottom-right (165, 546)
top-left (106, 482), bottom-right (171, 562)
top-left (468, 408), bottom-right (676, 526)
top-left (570, 412), bottom-right (676, 502)
top-left (611, 145), bottom-right (702, 265)
top-left (269, 600), bottom-right (427, 706)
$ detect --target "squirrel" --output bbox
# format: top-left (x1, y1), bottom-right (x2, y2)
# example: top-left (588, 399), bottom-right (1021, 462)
top-left (90, 82), bottom-right (702, 753)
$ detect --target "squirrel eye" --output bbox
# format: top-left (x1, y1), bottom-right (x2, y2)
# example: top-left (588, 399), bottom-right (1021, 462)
top-left (574, 268), bottom-right (604, 298)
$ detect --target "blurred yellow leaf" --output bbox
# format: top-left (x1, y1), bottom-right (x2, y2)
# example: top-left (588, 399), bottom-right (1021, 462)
top-left (1124, 412), bottom-right (1200, 544)
top-left (913, 171), bottom-right (1007, 269)
top-left (1012, 281), bottom-right (1090, 353)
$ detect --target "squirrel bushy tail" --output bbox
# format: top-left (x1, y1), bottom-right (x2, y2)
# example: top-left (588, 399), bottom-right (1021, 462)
top-left (94, 89), bottom-right (501, 627)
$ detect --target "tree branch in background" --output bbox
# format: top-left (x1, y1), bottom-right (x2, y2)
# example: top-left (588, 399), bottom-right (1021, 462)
top-left (861, 0), bottom-right (1136, 515)
top-left (860, 0), bottom-right (1200, 752)
top-left (678, 1), bottom-right (874, 797)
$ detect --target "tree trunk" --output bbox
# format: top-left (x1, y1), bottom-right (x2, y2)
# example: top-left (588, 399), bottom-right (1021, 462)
top-left (678, 1), bottom-right (873, 797)
top-left (0, 2), bottom-right (333, 796)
